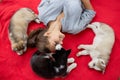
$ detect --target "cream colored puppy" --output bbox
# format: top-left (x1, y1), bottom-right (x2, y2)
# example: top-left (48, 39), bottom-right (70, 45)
top-left (76, 22), bottom-right (115, 73)
top-left (8, 8), bottom-right (40, 55)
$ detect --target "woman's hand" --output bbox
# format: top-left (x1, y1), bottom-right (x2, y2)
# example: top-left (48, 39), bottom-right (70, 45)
top-left (45, 12), bottom-right (65, 51)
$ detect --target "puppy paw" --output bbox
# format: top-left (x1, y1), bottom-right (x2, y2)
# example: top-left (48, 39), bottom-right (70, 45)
top-left (35, 18), bottom-right (40, 23)
top-left (67, 63), bottom-right (77, 73)
top-left (67, 58), bottom-right (75, 63)
top-left (76, 52), bottom-right (81, 57)
top-left (76, 50), bottom-right (89, 57)
top-left (72, 63), bottom-right (77, 68)
top-left (78, 45), bottom-right (82, 49)
top-left (77, 44), bottom-right (85, 49)
top-left (12, 40), bottom-right (27, 55)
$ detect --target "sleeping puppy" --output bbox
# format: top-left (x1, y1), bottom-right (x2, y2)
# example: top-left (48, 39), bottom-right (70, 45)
top-left (76, 22), bottom-right (115, 73)
top-left (31, 44), bottom-right (77, 79)
top-left (8, 8), bottom-right (40, 55)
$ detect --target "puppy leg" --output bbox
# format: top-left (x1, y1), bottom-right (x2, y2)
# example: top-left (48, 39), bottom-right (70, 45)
top-left (9, 33), bottom-right (16, 50)
top-left (76, 50), bottom-right (89, 57)
top-left (78, 44), bottom-right (93, 50)
top-left (9, 36), bottom-right (17, 51)
top-left (67, 58), bottom-right (75, 63)
top-left (67, 63), bottom-right (77, 73)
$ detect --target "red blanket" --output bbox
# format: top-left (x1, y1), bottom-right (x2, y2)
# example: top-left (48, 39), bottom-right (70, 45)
top-left (0, 0), bottom-right (120, 80)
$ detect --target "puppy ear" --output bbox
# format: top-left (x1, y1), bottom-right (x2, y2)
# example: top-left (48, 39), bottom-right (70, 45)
top-left (27, 28), bottom-right (44, 47)
top-left (66, 49), bottom-right (71, 55)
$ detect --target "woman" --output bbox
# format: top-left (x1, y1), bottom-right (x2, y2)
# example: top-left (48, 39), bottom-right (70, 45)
top-left (34, 0), bottom-right (96, 52)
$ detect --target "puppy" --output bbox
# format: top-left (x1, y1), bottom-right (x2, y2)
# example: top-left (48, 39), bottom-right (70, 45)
top-left (76, 22), bottom-right (115, 73)
top-left (8, 8), bottom-right (40, 55)
top-left (31, 44), bottom-right (77, 79)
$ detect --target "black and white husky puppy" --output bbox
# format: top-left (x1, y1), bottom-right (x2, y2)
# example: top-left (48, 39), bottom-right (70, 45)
top-left (31, 44), bottom-right (77, 79)
top-left (8, 8), bottom-right (40, 55)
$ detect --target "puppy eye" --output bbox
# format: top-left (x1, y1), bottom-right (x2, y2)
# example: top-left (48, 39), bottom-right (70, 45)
top-left (93, 63), bottom-right (96, 66)
top-left (101, 61), bottom-right (104, 64)
top-left (95, 25), bottom-right (98, 28)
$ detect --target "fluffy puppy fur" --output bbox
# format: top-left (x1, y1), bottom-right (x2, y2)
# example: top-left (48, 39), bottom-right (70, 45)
top-left (31, 44), bottom-right (77, 79)
top-left (8, 8), bottom-right (40, 55)
top-left (27, 28), bottom-right (51, 53)
top-left (77, 22), bottom-right (115, 73)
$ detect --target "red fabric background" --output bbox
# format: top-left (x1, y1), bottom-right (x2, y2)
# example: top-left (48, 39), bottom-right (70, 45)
top-left (0, 0), bottom-right (120, 80)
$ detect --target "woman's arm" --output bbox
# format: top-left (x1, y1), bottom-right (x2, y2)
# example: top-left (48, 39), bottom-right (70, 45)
top-left (45, 12), bottom-right (65, 45)
top-left (47, 12), bottom-right (64, 31)
top-left (81, 0), bottom-right (94, 10)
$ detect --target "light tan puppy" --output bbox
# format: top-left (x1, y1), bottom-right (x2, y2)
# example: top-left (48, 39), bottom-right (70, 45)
top-left (76, 22), bottom-right (115, 73)
top-left (8, 8), bottom-right (40, 55)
